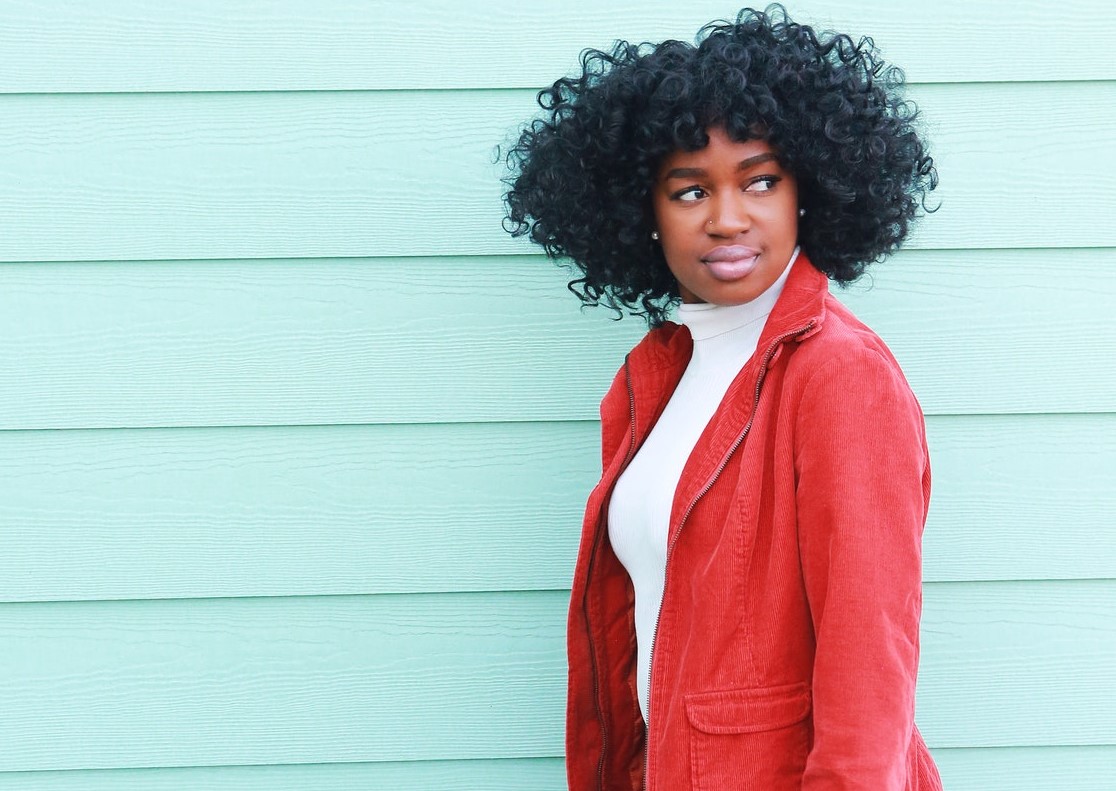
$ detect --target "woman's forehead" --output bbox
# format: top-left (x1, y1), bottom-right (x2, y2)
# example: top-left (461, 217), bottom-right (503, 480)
top-left (657, 129), bottom-right (781, 172)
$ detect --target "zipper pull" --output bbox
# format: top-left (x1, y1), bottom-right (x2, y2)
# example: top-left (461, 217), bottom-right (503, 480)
top-left (794, 319), bottom-right (819, 341)
top-left (767, 319), bottom-right (819, 369)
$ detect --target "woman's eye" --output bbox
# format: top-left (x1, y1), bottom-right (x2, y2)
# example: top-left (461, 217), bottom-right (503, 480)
top-left (673, 186), bottom-right (705, 202)
top-left (745, 176), bottom-right (780, 193)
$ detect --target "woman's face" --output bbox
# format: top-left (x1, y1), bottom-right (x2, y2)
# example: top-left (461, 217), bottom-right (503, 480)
top-left (651, 127), bottom-right (799, 305)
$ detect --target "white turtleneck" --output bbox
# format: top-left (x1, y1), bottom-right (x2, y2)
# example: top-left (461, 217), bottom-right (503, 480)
top-left (607, 247), bottom-right (799, 725)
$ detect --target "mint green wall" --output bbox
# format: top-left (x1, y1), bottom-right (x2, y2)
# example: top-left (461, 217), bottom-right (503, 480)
top-left (0, 2), bottom-right (1113, 789)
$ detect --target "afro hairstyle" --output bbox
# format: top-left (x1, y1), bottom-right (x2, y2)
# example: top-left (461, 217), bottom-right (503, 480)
top-left (502, 4), bottom-right (938, 326)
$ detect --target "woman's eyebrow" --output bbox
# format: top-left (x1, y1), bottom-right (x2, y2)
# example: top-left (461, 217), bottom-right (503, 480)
top-left (662, 153), bottom-right (779, 180)
top-left (662, 166), bottom-right (706, 179)
top-left (736, 153), bottom-right (778, 170)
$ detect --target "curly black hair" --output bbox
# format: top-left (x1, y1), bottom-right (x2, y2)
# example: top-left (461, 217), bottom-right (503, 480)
top-left (502, 4), bottom-right (937, 326)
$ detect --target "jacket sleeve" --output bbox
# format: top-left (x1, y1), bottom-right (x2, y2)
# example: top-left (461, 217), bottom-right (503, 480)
top-left (793, 345), bottom-right (930, 791)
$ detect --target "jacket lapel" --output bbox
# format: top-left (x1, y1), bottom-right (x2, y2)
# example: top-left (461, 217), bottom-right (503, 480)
top-left (665, 255), bottom-right (830, 540)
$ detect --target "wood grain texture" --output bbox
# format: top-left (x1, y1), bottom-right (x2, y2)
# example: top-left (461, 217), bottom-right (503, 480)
top-left (835, 248), bottom-right (1116, 415)
top-left (931, 746), bottom-right (1116, 791)
top-left (922, 414), bottom-right (1116, 583)
top-left (0, 83), bottom-right (1112, 262)
top-left (0, 255), bottom-right (641, 428)
top-left (0, 414), bottom-right (1112, 604)
top-left (0, 582), bottom-right (1112, 772)
top-left (1, 249), bottom-right (1113, 431)
top-left (2, 747), bottom-right (1114, 791)
top-left (1, 1), bottom-right (1110, 786)
top-left (0, 758), bottom-right (566, 791)
top-left (0, 0), bottom-right (1111, 92)
top-left (918, 580), bottom-right (1116, 748)
top-left (0, 592), bottom-right (567, 773)
top-left (0, 421), bottom-right (596, 602)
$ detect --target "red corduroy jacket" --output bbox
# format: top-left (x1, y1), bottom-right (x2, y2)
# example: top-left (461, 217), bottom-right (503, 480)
top-left (565, 255), bottom-right (943, 791)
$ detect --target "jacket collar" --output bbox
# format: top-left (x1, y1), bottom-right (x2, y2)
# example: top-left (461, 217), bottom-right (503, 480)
top-left (754, 251), bottom-right (829, 347)
top-left (626, 252), bottom-right (830, 379)
top-left (623, 253), bottom-right (831, 536)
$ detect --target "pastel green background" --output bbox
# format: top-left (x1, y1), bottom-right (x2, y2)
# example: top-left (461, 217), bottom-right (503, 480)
top-left (0, 1), bottom-right (1113, 788)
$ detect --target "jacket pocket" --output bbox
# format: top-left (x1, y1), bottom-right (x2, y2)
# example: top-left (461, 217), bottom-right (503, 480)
top-left (685, 681), bottom-right (811, 791)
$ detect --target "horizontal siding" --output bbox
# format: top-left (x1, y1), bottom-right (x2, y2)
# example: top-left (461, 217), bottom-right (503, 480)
top-left (0, 592), bottom-right (566, 773)
top-left (0, 414), bottom-right (1112, 604)
top-left (922, 414), bottom-right (1116, 582)
top-left (0, 0), bottom-right (1112, 92)
top-left (0, 592), bottom-right (565, 773)
top-left (1, 746), bottom-right (1114, 791)
top-left (932, 746), bottom-right (1116, 791)
top-left (814, 249), bottom-right (1115, 416)
top-left (0, 758), bottom-right (566, 790)
top-left (916, 580), bottom-right (1116, 748)
top-left (1, 581), bottom-right (1113, 772)
top-left (2, 249), bottom-right (1114, 431)
top-left (0, 255), bottom-right (639, 429)
top-left (2, 3), bottom-right (1111, 787)
top-left (0, 83), bottom-right (1112, 263)
top-left (0, 421), bottom-right (590, 602)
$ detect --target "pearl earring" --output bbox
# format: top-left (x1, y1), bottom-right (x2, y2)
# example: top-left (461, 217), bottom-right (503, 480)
top-left (651, 231), bottom-right (660, 241)
top-left (798, 208), bottom-right (806, 217)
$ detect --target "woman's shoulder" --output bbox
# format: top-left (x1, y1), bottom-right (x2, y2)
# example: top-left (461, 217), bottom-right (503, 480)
top-left (635, 319), bottom-right (689, 355)
top-left (615, 319), bottom-right (693, 377)
top-left (798, 293), bottom-right (906, 372)
top-left (786, 293), bottom-right (920, 409)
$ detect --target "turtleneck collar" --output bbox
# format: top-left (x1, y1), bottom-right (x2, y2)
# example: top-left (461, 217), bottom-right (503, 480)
top-left (675, 247), bottom-right (799, 341)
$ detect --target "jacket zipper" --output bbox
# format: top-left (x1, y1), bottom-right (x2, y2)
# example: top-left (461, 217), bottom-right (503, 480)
top-left (642, 320), bottom-right (814, 791)
top-left (587, 357), bottom-right (638, 791)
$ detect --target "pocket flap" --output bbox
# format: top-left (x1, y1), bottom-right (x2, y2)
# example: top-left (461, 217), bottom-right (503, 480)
top-left (685, 681), bottom-right (811, 734)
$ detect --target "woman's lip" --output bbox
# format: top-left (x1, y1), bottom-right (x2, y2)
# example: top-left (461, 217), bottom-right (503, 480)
top-left (704, 255), bottom-right (759, 281)
top-left (702, 245), bottom-right (761, 263)
top-left (701, 246), bottom-right (761, 281)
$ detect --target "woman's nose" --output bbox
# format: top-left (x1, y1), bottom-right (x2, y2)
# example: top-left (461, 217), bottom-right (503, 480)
top-left (705, 197), bottom-right (751, 236)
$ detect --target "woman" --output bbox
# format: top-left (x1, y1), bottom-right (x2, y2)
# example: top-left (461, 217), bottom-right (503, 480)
top-left (502, 6), bottom-right (941, 789)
